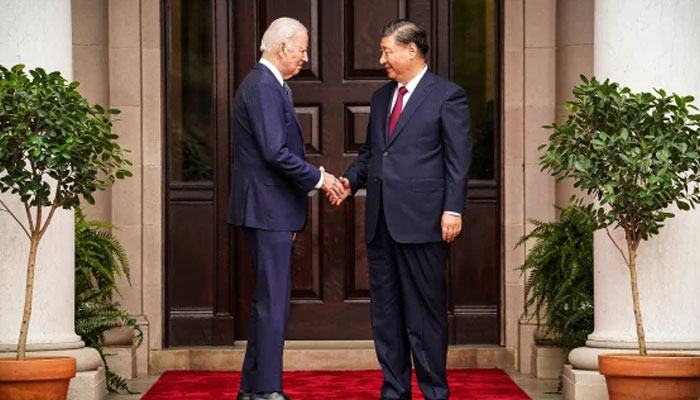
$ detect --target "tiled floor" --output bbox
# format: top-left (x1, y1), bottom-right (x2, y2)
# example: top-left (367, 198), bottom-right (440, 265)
top-left (107, 372), bottom-right (561, 400)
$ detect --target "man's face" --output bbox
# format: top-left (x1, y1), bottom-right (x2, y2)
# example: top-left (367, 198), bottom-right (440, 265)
top-left (379, 34), bottom-right (414, 83)
top-left (279, 30), bottom-right (309, 79)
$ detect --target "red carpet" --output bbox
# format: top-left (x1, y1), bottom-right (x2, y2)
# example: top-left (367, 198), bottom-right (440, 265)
top-left (142, 369), bottom-right (531, 399)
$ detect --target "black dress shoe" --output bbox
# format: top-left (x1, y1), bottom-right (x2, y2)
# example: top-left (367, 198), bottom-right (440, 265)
top-left (236, 392), bottom-right (252, 400)
top-left (253, 392), bottom-right (291, 400)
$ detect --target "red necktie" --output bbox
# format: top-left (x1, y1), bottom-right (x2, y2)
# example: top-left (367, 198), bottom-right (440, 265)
top-left (388, 86), bottom-right (408, 139)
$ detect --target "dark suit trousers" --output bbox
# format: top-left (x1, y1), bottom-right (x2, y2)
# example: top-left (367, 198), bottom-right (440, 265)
top-left (368, 199), bottom-right (450, 400)
top-left (240, 227), bottom-right (293, 393)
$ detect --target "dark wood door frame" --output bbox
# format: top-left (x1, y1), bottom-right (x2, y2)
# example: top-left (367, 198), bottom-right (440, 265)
top-left (163, 0), bottom-right (503, 347)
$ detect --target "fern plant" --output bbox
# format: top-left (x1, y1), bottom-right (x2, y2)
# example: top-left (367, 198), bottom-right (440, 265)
top-left (74, 207), bottom-right (142, 394)
top-left (517, 204), bottom-right (596, 353)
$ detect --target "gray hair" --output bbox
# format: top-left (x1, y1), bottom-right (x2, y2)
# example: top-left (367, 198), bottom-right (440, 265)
top-left (260, 17), bottom-right (307, 53)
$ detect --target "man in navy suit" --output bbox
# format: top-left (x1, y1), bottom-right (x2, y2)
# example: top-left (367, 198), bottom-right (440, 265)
top-left (333, 19), bottom-right (472, 400)
top-left (227, 17), bottom-right (345, 400)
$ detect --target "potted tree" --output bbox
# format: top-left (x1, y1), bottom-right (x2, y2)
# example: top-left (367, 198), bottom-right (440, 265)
top-left (540, 75), bottom-right (700, 399)
top-left (0, 64), bottom-right (131, 399)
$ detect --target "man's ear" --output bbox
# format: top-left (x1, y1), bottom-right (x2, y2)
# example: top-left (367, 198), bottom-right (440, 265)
top-left (407, 43), bottom-right (418, 59)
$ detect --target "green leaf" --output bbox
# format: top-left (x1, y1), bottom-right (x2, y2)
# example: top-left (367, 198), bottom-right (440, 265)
top-left (0, 63), bottom-right (132, 230)
top-left (516, 204), bottom-right (595, 354)
top-left (540, 75), bottom-right (700, 252)
top-left (604, 182), bottom-right (615, 194)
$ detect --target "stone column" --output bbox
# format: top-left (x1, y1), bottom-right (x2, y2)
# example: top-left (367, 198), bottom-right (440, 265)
top-left (0, 1), bottom-right (104, 399)
top-left (516, 0), bottom-right (557, 375)
top-left (563, 1), bottom-right (700, 399)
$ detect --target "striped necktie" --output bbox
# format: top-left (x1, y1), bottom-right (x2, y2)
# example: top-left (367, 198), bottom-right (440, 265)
top-left (283, 81), bottom-right (293, 103)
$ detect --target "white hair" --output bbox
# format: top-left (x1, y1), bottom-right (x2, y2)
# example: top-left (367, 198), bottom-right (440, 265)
top-left (260, 17), bottom-right (307, 53)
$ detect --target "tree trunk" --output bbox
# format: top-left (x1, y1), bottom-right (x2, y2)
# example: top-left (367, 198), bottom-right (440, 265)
top-left (627, 244), bottom-right (647, 356)
top-left (16, 234), bottom-right (40, 361)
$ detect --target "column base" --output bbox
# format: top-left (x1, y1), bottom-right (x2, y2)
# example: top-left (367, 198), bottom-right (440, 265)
top-left (562, 364), bottom-right (608, 400)
top-left (102, 314), bottom-right (149, 377)
top-left (564, 344), bottom-right (700, 399)
top-left (534, 345), bottom-right (565, 379)
top-left (67, 367), bottom-right (106, 400)
top-left (0, 346), bottom-right (102, 372)
top-left (136, 315), bottom-right (149, 377)
top-left (518, 317), bottom-right (537, 374)
top-left (569, 345), bottom-right (700, 371)
top-left (103, 345), bottom-right (136, 380)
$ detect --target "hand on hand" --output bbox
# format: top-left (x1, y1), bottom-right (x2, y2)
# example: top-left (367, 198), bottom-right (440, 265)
top-left (326, 177), bottom-right (351, 207)
top-left (319, 166), bottom-right (345, 201)
top-left (441, 212), bottom-right (462, 243)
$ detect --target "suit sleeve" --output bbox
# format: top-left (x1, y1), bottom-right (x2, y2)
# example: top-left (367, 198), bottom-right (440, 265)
top-left (441, 86), bottom-right (472, 214)
top-left (248, 81), bottom-right (321, 192)
top-left (343, 139), bottom-right (370, 195)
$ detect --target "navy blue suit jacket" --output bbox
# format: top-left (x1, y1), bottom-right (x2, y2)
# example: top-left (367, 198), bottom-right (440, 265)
top-left (344, 71), bottom-right (472, 243)
top-left (227, 63), bottom-right (321, 231)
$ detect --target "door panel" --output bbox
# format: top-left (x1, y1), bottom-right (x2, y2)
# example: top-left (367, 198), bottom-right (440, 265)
top-left (259, 0), bottom-right (320, 79)
top-left (164, 0), bottom-right (223, 346)
top-left (165, 0), bottom-right (502, 346)
top-left (345, 0), bottom-right (405, 78)
top-left (233, 0), bottom-right (390, 340)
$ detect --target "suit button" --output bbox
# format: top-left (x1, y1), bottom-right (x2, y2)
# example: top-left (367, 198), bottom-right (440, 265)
top-left (383, 151), bottom-right (389, 157)
top-left (374, 177), bottom-right (379, 183)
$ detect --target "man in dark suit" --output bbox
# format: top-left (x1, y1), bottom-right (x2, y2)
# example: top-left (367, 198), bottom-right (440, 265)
top-left (227, 17), bottom-right (345, 400)
top-left (333, 19), bottom-right (472, 400)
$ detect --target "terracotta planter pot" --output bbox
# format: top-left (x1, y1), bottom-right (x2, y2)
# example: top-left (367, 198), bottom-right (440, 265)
top-left (599, 353), bottom-right (700, 400)
top-left (0, 357), bottom-right (76, 400)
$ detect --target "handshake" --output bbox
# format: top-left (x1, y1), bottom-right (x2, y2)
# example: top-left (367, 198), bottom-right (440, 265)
top-left (319, 166), bottom-right (351, 206)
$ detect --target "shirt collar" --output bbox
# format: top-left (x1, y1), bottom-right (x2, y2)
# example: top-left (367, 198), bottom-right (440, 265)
top-left (400, 64), bottom-right (428, 94)
top-left (259, 57), bottom-right (284, 86)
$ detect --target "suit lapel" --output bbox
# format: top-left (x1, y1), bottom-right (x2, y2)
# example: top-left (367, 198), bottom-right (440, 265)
top-left (377, 83), bottom-right (397, 147)
top-left (285, 95), bottom-right (303, 133)
top-left (386, 72), bottom-right (435, 148)
top-left (256, 63), bottom-right (303, 134)
top-left (279, 83), bottom-right (302, 134)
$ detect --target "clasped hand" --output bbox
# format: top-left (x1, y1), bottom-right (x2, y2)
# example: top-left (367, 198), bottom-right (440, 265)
top-left (319, 166), bottom-right (351, 206)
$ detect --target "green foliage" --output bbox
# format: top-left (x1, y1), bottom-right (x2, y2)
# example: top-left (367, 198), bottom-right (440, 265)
top-left (0, 63), bottom-right (135, 361)
top-left (540, 75), bottom-right (700, 243)
top-left (0, 64), bottom-right (132, 208)
top-left (75, 208), bottom-right (130, 298)
top-left (74, 208), bottom-right (142, 394)
top-left (540, 76), bottom-right (700, 355)
top-left (518, 205), bottom-right (595, 353)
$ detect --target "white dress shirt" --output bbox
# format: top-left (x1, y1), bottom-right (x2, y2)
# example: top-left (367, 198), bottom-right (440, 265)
top-left (259, 57), bottom-right (284, 85)
top-left (259, 58), bottom-right (324, 190)
top-left (388, 65), bottom-right (461, 217)
top-left (389, 64), bottom-right (428, 111)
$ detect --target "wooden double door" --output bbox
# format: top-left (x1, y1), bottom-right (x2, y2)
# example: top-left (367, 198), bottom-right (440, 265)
top-left (165, 0), bottom-right (501, 346)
